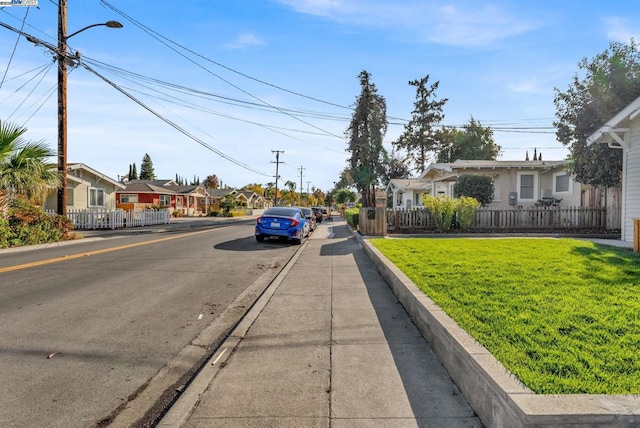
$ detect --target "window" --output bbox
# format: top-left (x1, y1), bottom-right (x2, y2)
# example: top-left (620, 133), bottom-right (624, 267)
top-left (176, 197), bottom-right (183, 208)
top-left (120, 194), bottom-right (138, 203)
top-left (89, 188), bottom-right (105, 207)
top-left (518, 173), bottom-right (536, 200)
top-left (159, 194), bottom-right (171, 206)
top-left (555, 173), bottom-right (570, 193)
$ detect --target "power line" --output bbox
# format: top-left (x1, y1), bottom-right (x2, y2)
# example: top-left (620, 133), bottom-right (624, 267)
top-left (0, 6), bottom-right (28, 91)
top-left (98, 0), bottom-right (347, 146)
top-left (79, 61), bottom-right (271, 177)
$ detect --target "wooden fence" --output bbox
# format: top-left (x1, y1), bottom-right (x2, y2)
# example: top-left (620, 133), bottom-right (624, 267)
top-left (47, 208), bottom-right (171, 230)
top-left (387, 206), bottom-right (617, 232)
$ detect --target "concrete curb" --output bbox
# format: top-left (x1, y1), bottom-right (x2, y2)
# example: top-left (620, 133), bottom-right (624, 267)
top-left (353, 231), bottom-right (640, 428)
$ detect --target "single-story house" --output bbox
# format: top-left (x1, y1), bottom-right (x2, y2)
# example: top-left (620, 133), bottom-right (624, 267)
top-left (387, 159), bottom-right (581, 210)
top-left (44, 163), bottom-right (124, 211)
top-left (116, 179), bottom-right (208, 216)
top-left (587, 95), bottom-right (640, 245)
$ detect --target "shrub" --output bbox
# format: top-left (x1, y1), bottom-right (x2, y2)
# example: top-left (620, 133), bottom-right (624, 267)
top-left (456, 196), bottom-right (481, 230)
top-left (345, 207), bottom-right (360, 228)
top-left (454, 174), bottom-right (494, 206)
top-left (421, 195), bottom-right (457, 232)
top-left (208, 210), bottom-right (220, 217)
top-left (1, 199), bottom-right (74, 248)
top-left (0, 217), bottom-right (10, 248)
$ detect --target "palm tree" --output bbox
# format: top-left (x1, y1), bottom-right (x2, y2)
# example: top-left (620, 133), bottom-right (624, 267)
top-left (0, 121), bottom-right (60, 215)
top-left (203, 174), bottom-right (219, 190)
top-left (284, 180), bottom-right (298, 205)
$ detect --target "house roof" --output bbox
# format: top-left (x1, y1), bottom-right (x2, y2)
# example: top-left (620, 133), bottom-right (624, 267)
top-left (118, 180), bottom-right (177, 194)
top-left (448, 159), bottom-right (566, 169)
top-left (587, 95), bottom-right (640, 148)
top-left (386, 179), bottom-right (433, 192)
top-left (208, 188), bottom-right (237, 198)
top-left (67, 163), bottom-right (124, 188)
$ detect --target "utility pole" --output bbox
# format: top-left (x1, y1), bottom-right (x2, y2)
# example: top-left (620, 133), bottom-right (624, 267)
top-left (306, 181), bottom-right (311, 205)
top-left (57, 0), bottom-right (68, 215)
top-left (1, 3), bottom-right (121, 216)
top-left (271, 150), bottom-right (284, 206)
top-left (298, 165), bottom-right (305, 205)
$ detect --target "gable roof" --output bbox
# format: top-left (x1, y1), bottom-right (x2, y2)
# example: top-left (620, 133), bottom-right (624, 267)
top-left (118, 180), bottom-right (177, 194)
top-left (67, 163), bottom-right (124, 188)
top-left (587, 95), bottom-right (640, 148)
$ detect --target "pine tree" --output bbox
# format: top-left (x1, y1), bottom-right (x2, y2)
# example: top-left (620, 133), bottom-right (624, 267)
top-left (131, 163), bottom-right (138, 180)
top-left (139, 154), bottom-right (155, 180)
top-left (393, 75), bottom-right (447, 173)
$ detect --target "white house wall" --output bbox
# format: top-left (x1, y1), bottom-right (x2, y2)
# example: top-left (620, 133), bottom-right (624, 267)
top-left (623, 117), bottom-right (640, 242)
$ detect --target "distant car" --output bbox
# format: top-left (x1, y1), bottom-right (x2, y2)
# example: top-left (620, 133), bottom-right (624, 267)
top-left (255, 207), bottom-right (310, 244)
top-left (296, 206), bottom-right (317, 231)
top-left (312, 207), bottom-right (323, 223)
top-left (320, 207), bottom-right (329, 220)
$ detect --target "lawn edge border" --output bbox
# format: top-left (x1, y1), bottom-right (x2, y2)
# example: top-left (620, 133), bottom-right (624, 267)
top-left (354, 231), bottom-right (640, 428)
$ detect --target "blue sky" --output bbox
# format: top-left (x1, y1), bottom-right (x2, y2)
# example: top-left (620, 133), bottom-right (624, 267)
top-left (0, 0), bottom-right (639, 192)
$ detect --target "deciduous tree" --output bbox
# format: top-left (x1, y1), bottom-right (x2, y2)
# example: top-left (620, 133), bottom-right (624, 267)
top-left (554, 39), bottom-right (640, 187)
top-left (436, 117), bottom-right (501, 163)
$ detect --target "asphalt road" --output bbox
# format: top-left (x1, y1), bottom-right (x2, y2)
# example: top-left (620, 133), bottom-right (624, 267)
top-left (0, 220), bottom-right (300, 427)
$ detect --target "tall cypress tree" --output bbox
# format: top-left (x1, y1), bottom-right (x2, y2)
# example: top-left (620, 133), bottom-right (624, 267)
top-left (346, 70), bottom-right (387, 207)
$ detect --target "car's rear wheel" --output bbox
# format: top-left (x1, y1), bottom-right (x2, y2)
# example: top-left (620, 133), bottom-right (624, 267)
top-left (256, 235), bottom-right (265, 242)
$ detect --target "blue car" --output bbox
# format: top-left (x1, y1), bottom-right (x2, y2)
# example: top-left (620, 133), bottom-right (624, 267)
top-left (255, 207), bottom-right (310, 244)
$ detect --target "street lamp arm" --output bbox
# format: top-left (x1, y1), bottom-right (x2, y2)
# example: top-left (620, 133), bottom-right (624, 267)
top-left (65, 20), bottom-right (123, 40)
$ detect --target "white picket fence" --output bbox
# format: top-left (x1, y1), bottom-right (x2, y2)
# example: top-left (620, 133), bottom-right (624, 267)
top-left (47, 208), bottom-right (171, 230)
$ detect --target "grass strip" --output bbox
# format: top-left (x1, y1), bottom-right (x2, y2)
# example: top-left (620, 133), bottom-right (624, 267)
top-left (369, 237), bottom-right (640, 394)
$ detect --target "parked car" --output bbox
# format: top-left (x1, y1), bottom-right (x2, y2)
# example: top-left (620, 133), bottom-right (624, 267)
top-left (320, 207), bottom-right (329, 220)
top-left (255, 207), bottom-right (310, 244)
top-left (296, 206), bottom-right (317, 231)
top-left (312, 207), bottom-right (324, 223)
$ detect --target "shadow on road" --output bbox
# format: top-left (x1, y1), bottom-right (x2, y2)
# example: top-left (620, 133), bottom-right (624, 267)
top-left (214, 236), bottom-right (300, 251)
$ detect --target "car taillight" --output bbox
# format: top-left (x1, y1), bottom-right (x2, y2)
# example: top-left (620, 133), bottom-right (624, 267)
top-left (289, 218), bottom-right (299, 227)
top-left (256, 217), bottom-right (263, 224)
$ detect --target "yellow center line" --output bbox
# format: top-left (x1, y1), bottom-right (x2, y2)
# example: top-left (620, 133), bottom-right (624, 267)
top-left (0, 228), bottom-right (215, 274)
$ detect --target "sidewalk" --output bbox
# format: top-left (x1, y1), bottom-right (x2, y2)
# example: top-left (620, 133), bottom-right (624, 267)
top-left (158, 218), bottom-right (482, 427)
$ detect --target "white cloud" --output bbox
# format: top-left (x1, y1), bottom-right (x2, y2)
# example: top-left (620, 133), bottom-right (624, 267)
top-left (225, 33), bottom-right (265, 49)
top-left (506, 78), bottom-right (540, 93)
top-left (274, 0), bottom-right (538, 47)
top-left (604, 16), bottom-right (640, 43)
top-left (428, 4), bottom-right (537, 46)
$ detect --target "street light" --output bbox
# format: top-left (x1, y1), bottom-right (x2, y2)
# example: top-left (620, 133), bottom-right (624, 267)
top-left (57, 0), bottom-right (122, 215)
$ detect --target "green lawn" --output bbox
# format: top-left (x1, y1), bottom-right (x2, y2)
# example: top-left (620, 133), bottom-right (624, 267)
top-left (369, 237), bottom-right (640, 394)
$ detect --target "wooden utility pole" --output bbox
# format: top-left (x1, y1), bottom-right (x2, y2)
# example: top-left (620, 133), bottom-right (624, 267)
top-left (57, 0), bottom-right (68, 215)
top-left (271, 150), bottom-right (284, 206)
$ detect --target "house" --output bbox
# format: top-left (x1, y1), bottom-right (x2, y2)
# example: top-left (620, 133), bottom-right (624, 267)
top-left (238, 190), bottom-right (266, 209)
top-left (387, 159), bottom-right (581, 210)
top-left (587, 95), bottom-right (640, 245)
top-left (44, 163), bottom-right (124, 211)
top-left (116, 179), bottom-right (208, 216)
